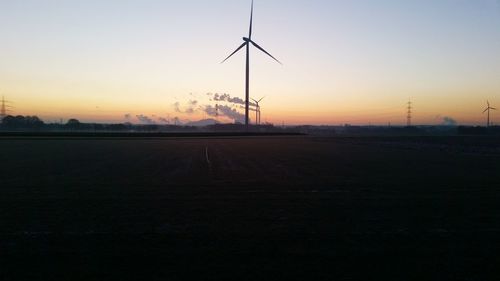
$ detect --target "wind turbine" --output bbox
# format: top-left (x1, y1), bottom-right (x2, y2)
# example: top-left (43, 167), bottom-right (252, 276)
top-left (483, 100), bottom-right (497, 127)
top-left (251, 97), bottom-right (265, 125)
top-left (221, 0), bottom-right (281, 130)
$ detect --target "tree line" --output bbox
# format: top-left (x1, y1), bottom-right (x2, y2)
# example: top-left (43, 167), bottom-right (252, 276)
top-left (0, 115), bottom-right (103, 130)
top-left (0, 115), bottom-right (195, 132)
top-left (1, 115), bottom-right (45, 129)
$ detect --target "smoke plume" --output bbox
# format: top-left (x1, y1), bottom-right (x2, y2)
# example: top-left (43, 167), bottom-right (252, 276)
top-left (441, 116), bottom-right (457, 126)
top-left (172, 117), bottom-right (182, 125)
top-left (136, 115), bottom-right (156, 125)
top-left (173, 100), bottom-right (200, 114)
top-left (205, 105), bottom-right (218, 117)
top-left (158, 117), bottom-right (170, 124)
top-left (203, 104), bottom-right (245, 123)
top-left (208, 93), bottom-right (256, 107)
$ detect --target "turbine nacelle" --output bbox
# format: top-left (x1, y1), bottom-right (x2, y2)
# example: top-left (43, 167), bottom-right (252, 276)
top-left (243, 37), bottom-right (250, 42)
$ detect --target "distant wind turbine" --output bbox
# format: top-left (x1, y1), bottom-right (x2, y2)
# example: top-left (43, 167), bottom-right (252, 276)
top-left (251, 97), bottom-right (265, 125)
top-left (483, 100), bottom-right (497, 127)
top-left (221, 0), bottom-right (281, 130)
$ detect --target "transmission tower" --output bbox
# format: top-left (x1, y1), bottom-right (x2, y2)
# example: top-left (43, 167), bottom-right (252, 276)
top-left (0, 97), bottom-right (5, 118)
top-left (406, 99), bottom-right (413, 127)
top-left (1, 96), bottom-right (12, 119)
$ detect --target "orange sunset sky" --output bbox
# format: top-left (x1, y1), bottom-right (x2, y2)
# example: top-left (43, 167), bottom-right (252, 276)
top-left (1, 0), bottom-right (499, 125)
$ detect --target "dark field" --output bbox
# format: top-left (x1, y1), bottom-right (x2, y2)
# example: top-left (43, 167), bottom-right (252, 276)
top-left (1, 136), bottom-right (500, 280)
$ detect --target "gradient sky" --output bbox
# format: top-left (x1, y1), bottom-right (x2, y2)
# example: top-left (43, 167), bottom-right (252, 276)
top-left (0, 0), bottom-right (499, 125)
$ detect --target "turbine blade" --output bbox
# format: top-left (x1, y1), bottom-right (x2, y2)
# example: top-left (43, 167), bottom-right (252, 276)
top-left (258, 96), bottom-right (266, 103)
top-left (249, 0), bottom-right (254, 39)
top-left (221, 42), bottom-right (247, 64)
top-left (240, 105), bottom-right (258, 111)
top-left (483, 108), bottom-right (489, 113)
top-left (492, 107), bottom-right (497, 110)
top-left (250, 40), bottom-right (282, 65)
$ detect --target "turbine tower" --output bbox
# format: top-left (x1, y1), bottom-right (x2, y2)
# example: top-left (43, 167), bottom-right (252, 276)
top-left (483, 100), bottom-right (497, 127)
top-left (251, 97), bottom-right (265, 125)
top-left (221, 0), bottom-right (281, 130)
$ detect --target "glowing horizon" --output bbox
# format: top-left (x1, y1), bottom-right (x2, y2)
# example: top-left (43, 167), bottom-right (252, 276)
top-left (1, 0), bottom-right (499, 126)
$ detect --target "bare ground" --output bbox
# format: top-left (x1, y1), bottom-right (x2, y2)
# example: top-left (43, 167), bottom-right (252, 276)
top-left (1, 136), bottom-right (499, 280)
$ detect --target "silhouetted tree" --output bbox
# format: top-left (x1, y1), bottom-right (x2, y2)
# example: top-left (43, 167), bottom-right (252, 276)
top-left (93, 123), bottom-right (104, 131)
top-left (25, 116), bottom-right (45, 129)
top-left (1, 115), bottom-right (44, 129)
top-left (108, 124), bottom-right (127, 131)
top-left (66, 119), bottom-right (81, 130)
top-left (13, 115), bottom-right (26, 126)
top-left (1, 115), bottom-right (19, 128)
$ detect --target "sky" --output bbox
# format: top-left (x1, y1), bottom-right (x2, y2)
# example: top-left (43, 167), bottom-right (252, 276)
top-left (0, 0), bottom-right (499, 125)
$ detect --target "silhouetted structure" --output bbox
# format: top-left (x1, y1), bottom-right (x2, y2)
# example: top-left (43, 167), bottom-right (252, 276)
top-left (0, 96), bottom-right (12, 120)
top-left (251, 97), bottom-right (265, 125)
top-left (221, 0), bottom-right (281, 131)
top-left (0, 97), bottom-right (5, 118)
top-left (483, 101), bottom-right (497, 127)
top-left (407, 99), bottom-right (413, 127)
